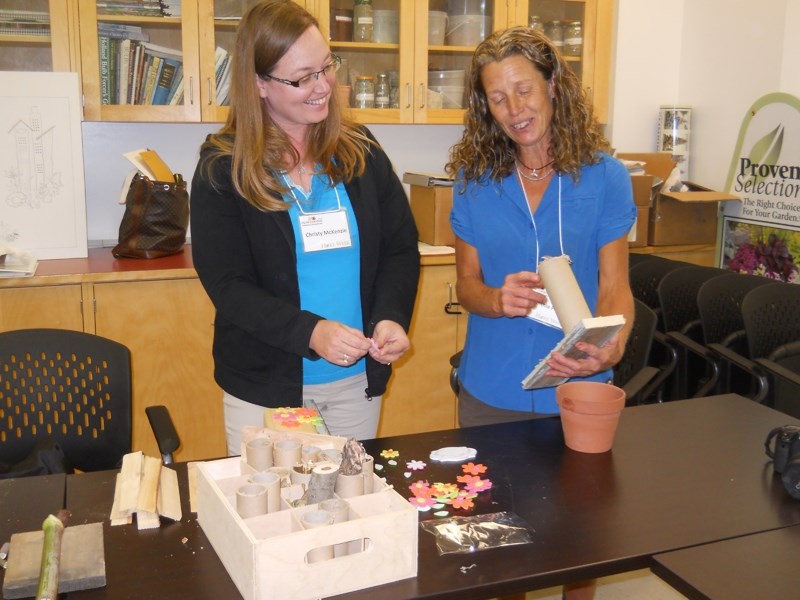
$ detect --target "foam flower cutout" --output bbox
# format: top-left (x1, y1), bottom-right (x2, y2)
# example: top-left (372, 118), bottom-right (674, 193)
top-left (409, 495), bottom-right (436, 511)
top-left (456, 474), bottom-right (478, 484)
top-left (431, 482), bottom-right (459, 500)
top-left (461, 462), bottom-right (487, 476)
top-left (408, 480), bottom-right (431, 497)
top-left (406, 460), bottom-right (427, 471)
top-left (380, 449), bottom-right (399, 459)
top-left (272, 407), bottom-right (324, 428)
top-left (466, 478), bottom-right (493, 494)
top-left (451, 492), bottom-right (475, 510)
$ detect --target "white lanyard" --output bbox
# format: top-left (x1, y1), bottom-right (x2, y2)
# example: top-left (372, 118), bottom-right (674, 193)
top-left (518, 172), bottom-right (568, 330)
top-left (282, 172), bottom-right (352, 252)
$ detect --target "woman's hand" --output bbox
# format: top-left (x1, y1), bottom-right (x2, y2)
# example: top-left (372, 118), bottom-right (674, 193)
top-left (309, 320), bottom-right (372, 367)
top-left (368, 320), bottom-right (410, 365)
top-left (544, 334), bottom-right (625, 379)
top-left (497, 271), bottom-right (547, 318)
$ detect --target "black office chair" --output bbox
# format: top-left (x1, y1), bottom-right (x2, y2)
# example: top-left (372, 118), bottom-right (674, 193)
top-left (657, 265), bottom-right (727, 400)
top-left (629, 257), bottom-right (692, 331)
top-left (668, 272), bottom-right (774, 397)
top-left (613, 299), bottom-right (676, 405)
top-left (0, 328), bottom-right (180, 474)
top-left (709, 282), bottom-right (800, 417)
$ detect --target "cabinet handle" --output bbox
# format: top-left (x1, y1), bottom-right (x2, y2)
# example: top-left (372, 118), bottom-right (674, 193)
top-left (444, 282), bottom-right (462, 315)
top-left (405, 83), bottom-right (411, 109)
top-left (418, 83), bottom-right (425, 109)
top-left (189, 77), bottom-right (194, 105)
top-left (207, 78), bottom-right (213, 105)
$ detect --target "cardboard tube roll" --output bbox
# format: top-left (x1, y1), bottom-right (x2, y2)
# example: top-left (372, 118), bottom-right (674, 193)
top-left (538, 255), bottom-right (592, 332)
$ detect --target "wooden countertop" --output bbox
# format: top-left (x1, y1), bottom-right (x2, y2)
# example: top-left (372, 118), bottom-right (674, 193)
top-left (0, 244), bottom-right (454, 289)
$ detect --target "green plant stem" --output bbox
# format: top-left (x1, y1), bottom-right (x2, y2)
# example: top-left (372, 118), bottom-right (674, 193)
top-left (35, 510), bottom-right (70, 600)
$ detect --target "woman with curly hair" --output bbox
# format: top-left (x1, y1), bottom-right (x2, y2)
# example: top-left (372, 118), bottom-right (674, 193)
top-left (446, 24), bottom-right (635, 600)
top-left (446, 26), bottom-right (635, 430)
top-left (190, 0), bottom-right (419, 454)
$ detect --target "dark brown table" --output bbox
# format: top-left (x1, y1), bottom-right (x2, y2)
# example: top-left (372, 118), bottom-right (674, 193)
top-left (652, 525), bottom-right (800, 599)
top-left (0, 474), bottom-right (66, 590)
top-left (63, 464), bottom-right (240, 599)
top-left (334, 394), bottom-right (800, 599)
top-left (18, 394), bottom-right (800, 599)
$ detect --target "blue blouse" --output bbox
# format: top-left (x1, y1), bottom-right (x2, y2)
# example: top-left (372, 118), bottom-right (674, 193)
top-left (450, 153), bottom-right (636, 413)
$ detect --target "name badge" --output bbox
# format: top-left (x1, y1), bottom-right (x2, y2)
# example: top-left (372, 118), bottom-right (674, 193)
top-left (298, 209), bottom-right (352, 252)
top-left (526, 288), bottom-right (562, 330)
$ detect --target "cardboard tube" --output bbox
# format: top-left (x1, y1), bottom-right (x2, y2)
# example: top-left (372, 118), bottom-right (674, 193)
top-left (538, 255), bottom-right (592, 332)
top-left (245, 438), bottom-right (273, 471)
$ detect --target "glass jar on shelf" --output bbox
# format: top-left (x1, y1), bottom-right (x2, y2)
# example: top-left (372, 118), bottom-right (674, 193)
top-left (375, 72), bottom-right (390, 108)
top-left (544, 20), bottom-right (564, 51)
top-left (353, 0), bottom-right (374, 43)
top-left (564, 21), bottom-right (583, 56)
top-left (529, 15), bottom-right (544, 33)
top-left (354, 75), bottom-right (375, 108)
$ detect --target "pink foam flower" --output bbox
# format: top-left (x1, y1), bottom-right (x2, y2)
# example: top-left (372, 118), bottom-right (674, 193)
top-left (409, 495), bottom-right (436, 510)
top-left (408, 480), bottom-right (431, 497)
top-left (466, 478), bottom-right (493, 494)
top-left (406, 459), bottom-right (427, 471)
top-left (461, 462), bottom-right (487, 476)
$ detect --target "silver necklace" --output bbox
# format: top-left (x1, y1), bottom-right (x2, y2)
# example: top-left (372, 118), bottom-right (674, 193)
top-left (515, 159), bottom-right (554, 182)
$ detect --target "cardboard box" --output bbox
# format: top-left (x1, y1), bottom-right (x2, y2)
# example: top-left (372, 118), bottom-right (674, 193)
top-left (197, 432), bottom-right (418, 600)
top-left (649, 182), bottom-right (739, 246)
top-left (404, 172), bottom-right (455, 247)
top-left (408, 185), bottom-right (455, 246)
top-left (628, 207), bottom-right (649, 248)
top-left (617, 152), bottom-right (676, 207)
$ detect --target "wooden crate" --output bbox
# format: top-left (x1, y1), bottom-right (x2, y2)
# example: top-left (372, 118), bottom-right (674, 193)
top-left (196, 450), bottom-right (418, 600)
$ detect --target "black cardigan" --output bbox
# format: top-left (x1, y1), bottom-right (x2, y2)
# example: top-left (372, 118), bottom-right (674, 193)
top-left (190, 128), bottom-right (420, 407)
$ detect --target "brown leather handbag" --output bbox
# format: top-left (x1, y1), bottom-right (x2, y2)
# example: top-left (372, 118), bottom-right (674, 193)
top-left (112, 173), bottom-right (189, 259)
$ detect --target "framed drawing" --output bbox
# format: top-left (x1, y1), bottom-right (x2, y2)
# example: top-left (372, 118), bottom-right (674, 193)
top-left (0, 72), bottom-right (87, 259)
top-left (719, 216), bottom-right (800, 283)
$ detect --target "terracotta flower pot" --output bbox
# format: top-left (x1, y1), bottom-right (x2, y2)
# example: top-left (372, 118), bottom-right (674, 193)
top-left (557, 381), bottom-right (626, 453)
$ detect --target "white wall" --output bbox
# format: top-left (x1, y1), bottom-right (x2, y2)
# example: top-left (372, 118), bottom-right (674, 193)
top-left (83, 121), bottom-right (462, 245)
top-left (83, 0), bottom-right (800, 243)
top-left (609, 0), bottom-right (794, 189)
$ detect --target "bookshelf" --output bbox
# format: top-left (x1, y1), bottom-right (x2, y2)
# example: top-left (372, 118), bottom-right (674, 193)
top-left (0, 0), bottom-right (78, 72)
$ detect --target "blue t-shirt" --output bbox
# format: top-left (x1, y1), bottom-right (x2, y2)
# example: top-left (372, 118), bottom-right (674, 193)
top-left (283, 172), bottom-right (364, 384)
top-left (450, 153), bottom-right (636, 413)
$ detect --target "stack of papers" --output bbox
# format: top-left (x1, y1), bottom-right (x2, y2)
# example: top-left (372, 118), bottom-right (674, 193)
top-left (0, 248), bottom-right (38, 277)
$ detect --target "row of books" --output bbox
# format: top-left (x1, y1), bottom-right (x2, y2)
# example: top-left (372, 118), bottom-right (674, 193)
top-left (99, 36), bottom-right (184, 106)
top-left (214, 46), bottom-right (233, 107)
top-left (0, 9), bottom-right (49, 37)
top-left (97, 0), bottom-right (179, 18)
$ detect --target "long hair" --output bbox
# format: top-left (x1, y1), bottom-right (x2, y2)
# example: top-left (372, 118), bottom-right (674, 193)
top-left (201, 0), bottom-right (371, 212)
top-left (445, 26), bottom-right (609, 185)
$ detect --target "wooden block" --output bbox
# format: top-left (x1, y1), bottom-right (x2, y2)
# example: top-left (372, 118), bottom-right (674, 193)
top-left (137, 455), bottom-right (162, 515)
top-left (136, 510), bottom-right (160, 531)
top-left (2, 523), bottom-right (105, 599)
top-left (117, 451), bottom-right (143, 516)
top-left (187, 461), bottom-right (199, 514)
top-left (109, 473), bottom-right (132, 526)
top-left (157, 466), bottom-right (182, 522)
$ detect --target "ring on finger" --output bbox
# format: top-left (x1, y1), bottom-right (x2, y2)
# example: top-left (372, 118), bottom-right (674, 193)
top-left (342, 353), bottom-right (350, 364)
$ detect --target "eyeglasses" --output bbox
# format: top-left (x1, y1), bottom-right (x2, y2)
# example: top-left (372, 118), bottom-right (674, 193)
top-left (261, 54), bottom-right (341, 88)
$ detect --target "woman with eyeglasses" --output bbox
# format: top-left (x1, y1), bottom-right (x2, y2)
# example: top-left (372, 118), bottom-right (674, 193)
top-left (191, 0), bottom-right (419, 455)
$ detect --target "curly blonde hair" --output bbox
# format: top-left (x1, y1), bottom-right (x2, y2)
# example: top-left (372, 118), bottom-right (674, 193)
top-left (445, 26), bottom-right (609, 185)
top-left (201, 0), bottom-right (372, 212)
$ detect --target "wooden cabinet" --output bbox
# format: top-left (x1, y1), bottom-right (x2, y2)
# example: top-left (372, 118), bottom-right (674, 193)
top-left (91, 278), bottom-right (224, 464)
top-left (0, 250), bottom-right (225, 463)
top-left (503, 0), bottom-right (613, 123)
top-left (0, 0), bottom-right (79, 72)
top-left (0, 285), bottom-right (84, 331)
top-left (378, 256), bottom-right (466, 437)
